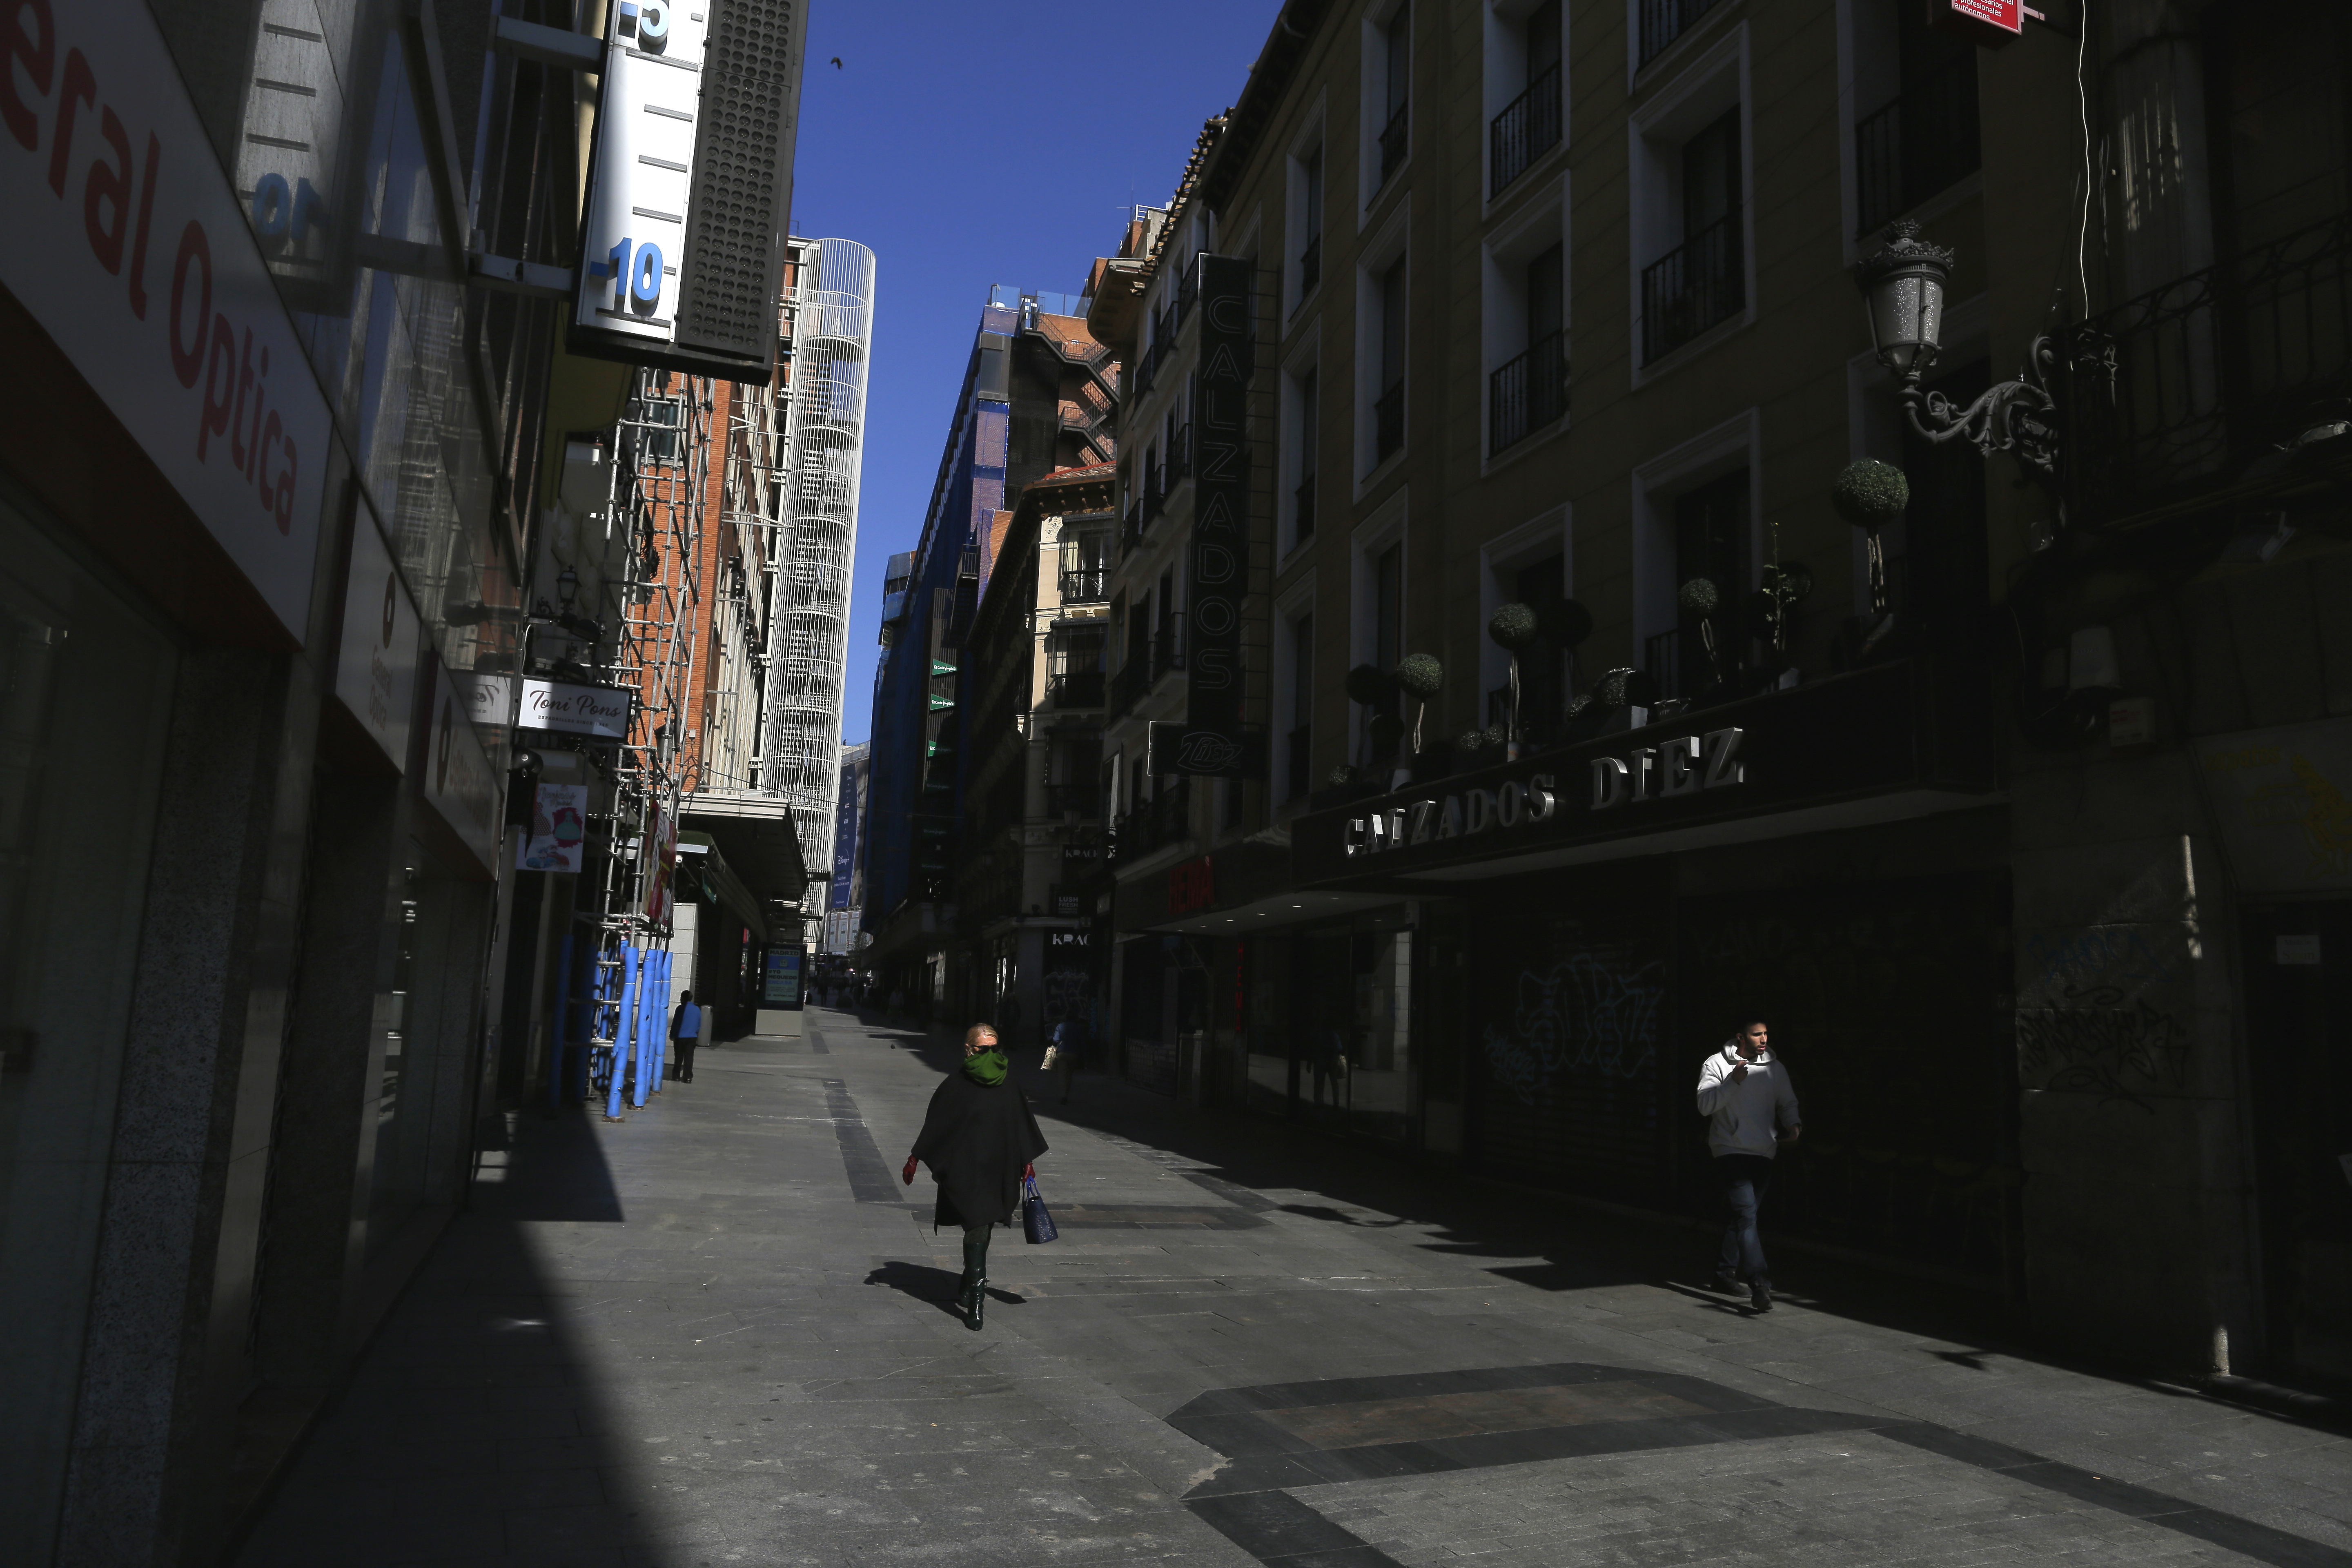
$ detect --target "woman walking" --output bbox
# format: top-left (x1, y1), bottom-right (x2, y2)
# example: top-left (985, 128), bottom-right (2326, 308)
top-left (902, 1023), bottom-right (1048, 1330)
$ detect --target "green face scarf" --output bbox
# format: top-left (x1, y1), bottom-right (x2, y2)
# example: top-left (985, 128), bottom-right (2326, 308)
top-left (964, 1047), bottom-right (1008, 1087)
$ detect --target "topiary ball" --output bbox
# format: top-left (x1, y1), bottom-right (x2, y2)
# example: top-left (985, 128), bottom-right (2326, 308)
top-left (1394, 652), bottom-right (1444, 699)
top-left (1832, 459), bottom-right (1909, 532)
top-left (1487, 601), bottom-right (1540, 652)
top-left (1455, 728), bottom-right (1488, 754)
top-left (1481, 724), bottom-right (1508, 749)
top-left (1344, 663), bottom-right (1392, 705)
top-left (1678, 577), bottom-right (1720, 619)
top-left (1564, 693), bottom-right (1594, 719)
top-left (1595, 667), bottom-right (1635, 707)
top-left (1326, 764), bottom-right (1357, 789)
top-left (1539, 597), bottom-right (1594, 648)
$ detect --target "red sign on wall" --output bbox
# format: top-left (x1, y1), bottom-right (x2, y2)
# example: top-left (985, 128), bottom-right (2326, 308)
top-left (1936, 0), bottom-right (2023, 45)
top-left (1168, 855), bottom-right (1216, 917)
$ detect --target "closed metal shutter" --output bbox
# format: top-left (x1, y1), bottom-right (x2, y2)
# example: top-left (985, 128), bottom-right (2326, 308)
top-left (677, 0), bottom-right (805, 361)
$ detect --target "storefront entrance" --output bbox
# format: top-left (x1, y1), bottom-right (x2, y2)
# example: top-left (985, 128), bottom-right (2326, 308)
top-left (2243, 901), bottom-right (2352, 1387)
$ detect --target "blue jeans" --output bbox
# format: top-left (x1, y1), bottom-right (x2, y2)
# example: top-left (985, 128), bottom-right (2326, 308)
top-left (1715, 1154), bottom-right (1775, 1282)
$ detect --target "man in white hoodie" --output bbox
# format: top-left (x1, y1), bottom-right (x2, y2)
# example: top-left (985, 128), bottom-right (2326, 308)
top-left (1693, 1019), bottom-right (1802, 1312)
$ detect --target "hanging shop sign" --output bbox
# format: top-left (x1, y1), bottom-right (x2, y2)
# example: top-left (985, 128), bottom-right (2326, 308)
top-left (1168, 855), bottom-right (1216, 917)
top-left (516, 677), bottom-right (633, 738)
top-left (1933, 0), bottom-right (2022, 47)
top-left (570, 0), bottom-right (806, 376)
top-left (1292, 661), bottom-right (1973, 885)
top-left (1172, 254), bottom-right (1255, 778)
top-left (643, 802), bottom-right (679, 925)
top-left (423, 663), bottom-right (503, 875)
top-left (517, 783), bottom-right (589, 873)
top-left (0, 0), bottom-right (331, 642)
top-left (2196, 719), bottom-right (2352, 894)
top-left (331, 510), bottom-right (421, 771)
top-left (463, 671), bottom-right (516, 729)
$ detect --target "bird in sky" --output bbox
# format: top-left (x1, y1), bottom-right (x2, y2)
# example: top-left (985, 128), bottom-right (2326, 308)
top-left (829, 56), bottom-right (842, 68)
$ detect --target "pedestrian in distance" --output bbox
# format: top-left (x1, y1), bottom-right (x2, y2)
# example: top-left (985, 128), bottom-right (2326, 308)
top-left (669, 989), bottom-right (704, 1082)
top-left (1045, 1010), bottom-right (1088, 1105)
top-left (1695, 1018), bottom-right (1802, 1312)
top-left (902, 1023), bottom-right (1048, 1331)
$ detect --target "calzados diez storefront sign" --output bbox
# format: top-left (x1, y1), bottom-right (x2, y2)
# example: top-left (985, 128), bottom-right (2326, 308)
top-left (1344, 728), bottom-right (1745, 858)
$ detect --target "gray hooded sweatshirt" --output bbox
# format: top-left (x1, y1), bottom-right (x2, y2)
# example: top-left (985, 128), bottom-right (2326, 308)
top-left (1694, 1041), bottom-right (1801, 1159)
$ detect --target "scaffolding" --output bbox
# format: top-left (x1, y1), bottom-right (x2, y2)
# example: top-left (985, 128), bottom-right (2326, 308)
top-left (572, 369), bottom-right (710, 1117)
top-left (762, 238), bottom-right (875, 918)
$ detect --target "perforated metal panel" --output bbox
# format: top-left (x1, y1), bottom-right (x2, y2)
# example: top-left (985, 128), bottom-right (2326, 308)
top-left (676, 0), bottom-right (805, 363)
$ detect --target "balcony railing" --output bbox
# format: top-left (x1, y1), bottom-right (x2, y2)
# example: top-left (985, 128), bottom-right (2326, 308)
top-left (1058, 567), bottom-right (1109, 603)
top-left (1378, 102), bottom-right (1410, 188)
top-left (2065, 210), bottom-right (2352, 527)
top-left (1176, 252), bottom-right (1200, 323)
top-left (1490, 63), bottom-right (1562, 198)
top-left (1142, 466), bottom-right (1163, 525)
top-left (1046, 669), bottom-right (1105, 709)
top-left (1489, 329), bottom-right (1569, 456)
top-left (1294, 472), bottom-right (1316, 543)
top-left (1166, 424), bottom-right (1191, 486)
top-left (1640, 209), bottom-right (1744, 365)
top-left (1637, 0), bottom-right (1726, 68)
top-left (1284, 725), bottom-right (1312, 803)
top-left (1112, 777), bottom-right (1193, 862)
top-left (1854, 57), bottom-right (1982, 238)
top-left (1299, 233), bottom-right (1322, 298)
top-left (1373, 382), bottom-right (1405, 465)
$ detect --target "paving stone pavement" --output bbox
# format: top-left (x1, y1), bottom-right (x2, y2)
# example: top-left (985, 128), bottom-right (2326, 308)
top-left (232, 1009), bottom-right (2352, 1568)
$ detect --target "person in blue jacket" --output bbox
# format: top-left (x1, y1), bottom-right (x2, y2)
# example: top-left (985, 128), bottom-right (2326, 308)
top-left (669, 989), bottom-right (704, 1083)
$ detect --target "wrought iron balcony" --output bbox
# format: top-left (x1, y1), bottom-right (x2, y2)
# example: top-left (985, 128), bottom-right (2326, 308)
top-left (1373, 382), bottom-right (1405, 465)
top-left (1641, 210), bottom-right (1744, 365)
top-left (1046, 670), bottom-right (1105, 710)
top-left (1489, 329), bottom-right (1569, 456)
top-left (1165, 424), bottom-right (1191, 486)
top-left (1378, 102), bottom-right (1410, 188)
top-left (1853, 56), bottom-right (1982, 238)
top-left (1058, 567), bottom-right (1109, 603)
top-left (1299, 234), bottom-right (1322, 298)
top-left (1638, 0), bottom-right (1726, 68)
top-left (2064, 211), bottom-right (2352, 528)
top-left (1176, 253), bottom-right (1199, 323)
top-left (1142, 466), bottom-right (1163, 525)
top-left (1490, 63), bottom-right (1563, 198)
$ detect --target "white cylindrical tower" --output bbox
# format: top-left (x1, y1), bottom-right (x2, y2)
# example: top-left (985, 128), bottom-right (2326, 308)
top-left (765, 238), bottom-right (875, 902)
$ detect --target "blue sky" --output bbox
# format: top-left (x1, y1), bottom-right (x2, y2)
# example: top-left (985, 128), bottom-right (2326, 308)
top-left (790, 0), bottom-right (1281, 744)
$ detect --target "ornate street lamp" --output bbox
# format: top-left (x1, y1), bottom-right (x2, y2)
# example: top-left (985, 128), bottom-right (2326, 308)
top-left (1855, 220), bottom-right (2061, 477)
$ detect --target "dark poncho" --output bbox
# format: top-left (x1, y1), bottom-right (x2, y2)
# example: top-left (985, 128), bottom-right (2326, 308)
top-left (910, 1067), bottom-right (1049, 1229)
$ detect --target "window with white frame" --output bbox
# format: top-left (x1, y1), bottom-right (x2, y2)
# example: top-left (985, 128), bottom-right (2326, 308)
top-left (1355, 209), bottom-right (1410, 481)
top-left (1630, 412), bottom-right (1759, 703)
top-left (1361, 0), bottom-right (1412, 211)
top-left (1629, 30), bottom-right (1751, 372)
top-left (1845, 0), bottom-right (1980, 243)
top-left (1274, 600), bottom-right (1316, 804)
top-left (1280, 337), bottom-right (1321, 555)
top-left (1486, 0), bottom-right (1564, 199)
top-left (1287, 122), bottom-right (1327, 317)
top-left (1483, 178), bottom-right (1569, 459)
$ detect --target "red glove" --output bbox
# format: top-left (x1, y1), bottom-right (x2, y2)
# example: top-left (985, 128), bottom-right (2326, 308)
top-left (1024, 1163), bottom-right (1035, 1180)
top-left (902, 1155), bottom-right (918, 1185)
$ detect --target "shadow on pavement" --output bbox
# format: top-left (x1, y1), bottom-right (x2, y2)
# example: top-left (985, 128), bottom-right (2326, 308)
top-left (232, 1105), bottom-right (663, 1568)
top-left (1014, 1055), bottom-right (2064, 1369)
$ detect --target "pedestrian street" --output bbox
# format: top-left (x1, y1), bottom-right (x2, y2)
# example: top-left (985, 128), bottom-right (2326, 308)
top-left (235, 1009), bottom-right (2352, 1568)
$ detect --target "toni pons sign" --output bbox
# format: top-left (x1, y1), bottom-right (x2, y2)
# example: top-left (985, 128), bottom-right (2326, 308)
top-left (1345, 728), bottom-right (1745, 858)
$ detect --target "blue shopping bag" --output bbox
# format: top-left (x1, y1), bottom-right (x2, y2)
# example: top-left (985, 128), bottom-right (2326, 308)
top-left (1021, 1174), bottom-right (1058, 1244)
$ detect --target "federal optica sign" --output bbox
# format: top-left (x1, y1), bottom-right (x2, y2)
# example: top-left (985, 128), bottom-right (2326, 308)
top-left (0, 0), bottom-right (331, 641)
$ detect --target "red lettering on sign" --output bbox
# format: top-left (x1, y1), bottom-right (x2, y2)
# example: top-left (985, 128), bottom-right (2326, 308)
top-left (1167, 855), bottom-right (1215, 917)
top-left (0, 0), bottom-right (56, 152)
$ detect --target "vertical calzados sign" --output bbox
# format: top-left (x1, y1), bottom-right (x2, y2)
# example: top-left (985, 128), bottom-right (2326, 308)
top-left (571, 0), bottom-right (806, 374)
top-left (1177, 254), bottom-right (1253, 777)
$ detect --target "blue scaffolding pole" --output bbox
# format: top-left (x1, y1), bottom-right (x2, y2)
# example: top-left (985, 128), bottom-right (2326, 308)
top-left (606, 942), bottom-right (639, 1120)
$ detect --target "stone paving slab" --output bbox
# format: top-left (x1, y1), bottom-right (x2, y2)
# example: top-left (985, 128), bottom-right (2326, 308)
top-left (233, 1009), bottom-right (2352, 1568)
